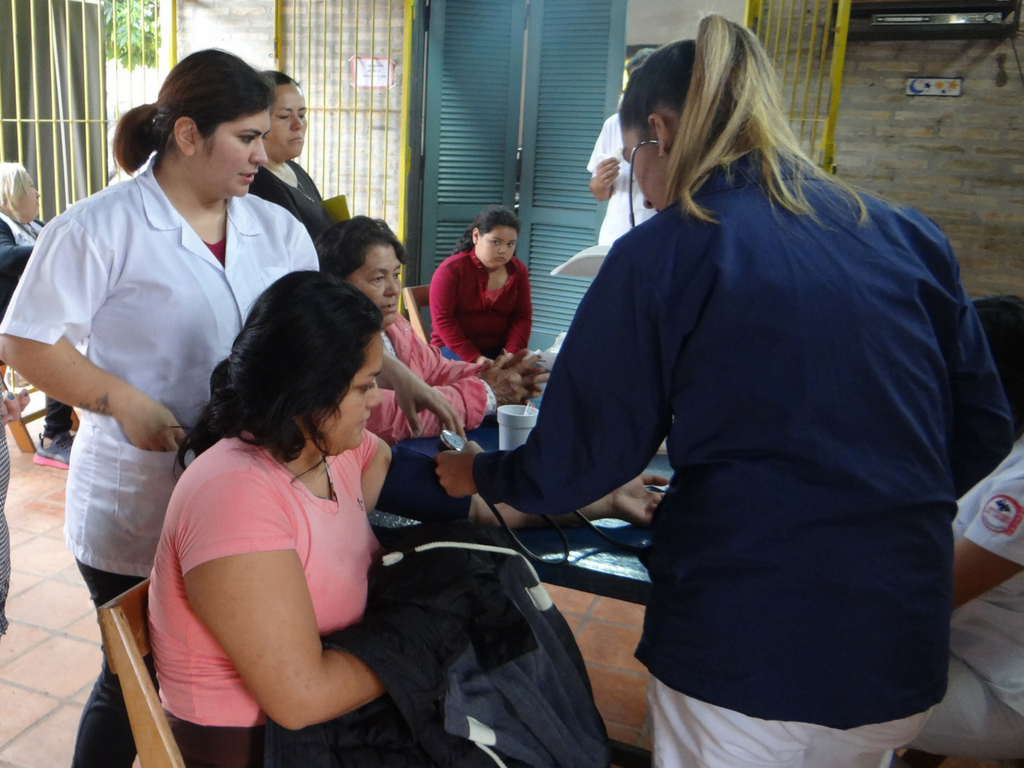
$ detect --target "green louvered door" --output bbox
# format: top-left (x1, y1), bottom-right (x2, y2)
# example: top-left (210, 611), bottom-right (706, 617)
top-left (419, 0), bottom-right (526, 277)
top-left (419, 0), bottom-right (626, 349)
top-left (518, 0), bottom-right (627, 348)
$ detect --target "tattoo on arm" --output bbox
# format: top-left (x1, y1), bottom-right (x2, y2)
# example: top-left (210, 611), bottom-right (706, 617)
top-left (79, 393), bottom-right (112, 416)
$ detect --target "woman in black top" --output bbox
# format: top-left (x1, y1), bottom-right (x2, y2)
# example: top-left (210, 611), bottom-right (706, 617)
top-left (0, 163), bottom-right (74, 469)
top-left (0, 163), bottom-right (42, 319)
top-left (248, 72), bottom-right (335, 241)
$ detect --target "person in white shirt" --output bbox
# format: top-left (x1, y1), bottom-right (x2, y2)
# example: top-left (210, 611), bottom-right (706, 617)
top-left (900, 294), bottom-right (1024, 767)
top-left (0, 50), bottom-right (318, 768)
top-left (587, 48), bottom-right (657, 245)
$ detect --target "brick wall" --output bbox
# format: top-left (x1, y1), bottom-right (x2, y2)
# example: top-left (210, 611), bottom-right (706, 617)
top-left (177, 0), bottom-right (277, 69)
top-left (834, 35), bottom-right (1024, 295)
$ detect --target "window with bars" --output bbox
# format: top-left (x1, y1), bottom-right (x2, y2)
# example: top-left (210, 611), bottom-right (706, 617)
top-left (0, 0), bottom-right (172, 219)
top-left (277, 0), bottom-right (404, 230)
top-left (746, 0), bottom-right (853, 170)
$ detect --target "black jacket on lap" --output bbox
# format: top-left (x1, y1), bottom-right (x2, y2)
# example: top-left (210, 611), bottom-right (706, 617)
top-left (265, 522), bottom-right (609, 768)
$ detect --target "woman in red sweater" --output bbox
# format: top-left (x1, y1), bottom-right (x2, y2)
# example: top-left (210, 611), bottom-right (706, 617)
top-left (429, 205), bottom-right (532, 363)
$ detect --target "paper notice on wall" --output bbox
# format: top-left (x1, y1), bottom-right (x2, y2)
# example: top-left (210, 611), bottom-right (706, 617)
top-left (350, 56), bottom-right (394, 89)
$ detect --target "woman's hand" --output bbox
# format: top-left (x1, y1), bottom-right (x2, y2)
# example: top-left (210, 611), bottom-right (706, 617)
top-left (0, 390), bottom-right (30, 425)
top-left (377, 352), bottom-right (466, 438)
top-left (397, 378), bottom-right (465, 438)
top-left (478, 366), bottom-right (528, 406)
top-left (118, 391), bottom-right (184, 451)
top-left (478, 350), bottom-right (549, 406)
top-left (467, 471), bottom-right (669, 528)
top-left (511, 352), bottom-right (550, 399)
top-left (579, 472), bottom-right (669, 527)
top-left (0, 336), bottom-right (182, 450)
top-left (434, 440), bottom-right (482, 497)
top-left (588, 157), bottom-right (620, 201)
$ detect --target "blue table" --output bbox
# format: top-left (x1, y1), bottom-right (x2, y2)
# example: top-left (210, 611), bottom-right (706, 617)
top-left (392, 425), bottom-right (668, 606)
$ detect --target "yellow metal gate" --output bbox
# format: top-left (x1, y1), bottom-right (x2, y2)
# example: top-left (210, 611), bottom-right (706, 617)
top-left (0, 0), bottom-right (173, 219)
top-left (746, 0), bottom-right (852, 171)
top-left (277, 0), bottom-right (404, 229)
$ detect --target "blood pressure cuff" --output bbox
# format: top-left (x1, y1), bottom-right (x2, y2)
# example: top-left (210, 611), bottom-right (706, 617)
top-left (376, 444), bottom-right (472, 522)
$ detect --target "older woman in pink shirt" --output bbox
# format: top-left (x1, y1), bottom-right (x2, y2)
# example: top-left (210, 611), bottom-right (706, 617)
top-left (316, 216), bottom-right (547, 444)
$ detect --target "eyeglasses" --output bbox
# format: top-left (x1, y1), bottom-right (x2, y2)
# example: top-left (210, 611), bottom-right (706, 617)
top-left (627, 139), bottom-right (658, 229)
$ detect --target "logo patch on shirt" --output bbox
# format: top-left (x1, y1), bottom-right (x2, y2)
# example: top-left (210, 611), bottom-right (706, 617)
top-left (981, 494), bottom-right (1024, 535)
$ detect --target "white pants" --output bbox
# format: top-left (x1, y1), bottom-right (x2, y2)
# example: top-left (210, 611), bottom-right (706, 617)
top-left (648, 678), bottom-right (931, 768)
top-left (904, 655), bottom-right (1024, 760)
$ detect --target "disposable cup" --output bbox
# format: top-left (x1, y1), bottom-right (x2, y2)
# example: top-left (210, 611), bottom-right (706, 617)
top-left (497, 404), bottom-right (538, 450)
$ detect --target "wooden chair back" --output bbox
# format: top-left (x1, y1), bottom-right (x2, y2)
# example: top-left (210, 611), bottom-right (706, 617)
top-left (97, 579), bottom-right (185, 768)
top-left (0, 363), bottom-right (78, 454)
top-left (402, 285), bottom-right (431, 344)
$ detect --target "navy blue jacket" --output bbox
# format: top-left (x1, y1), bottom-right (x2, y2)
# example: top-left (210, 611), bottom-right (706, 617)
top-left (0, 217), bottom-right (35, 321)
top-left (474, 159), bottom-right (1014, 729)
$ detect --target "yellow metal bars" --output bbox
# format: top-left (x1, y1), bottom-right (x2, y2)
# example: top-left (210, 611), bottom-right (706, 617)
top-left (0, 0), bottom-right (173, 218)
top-left (396, 0), bottom-right (414, 243)
top-left (96, 0), bottom-right (173, 183)
top-left (277, 0), bottom-right (404, 228)
top-left (821, 0), bottom-right (852, 171)
top-left (746, 0), bottom-right (851, 171)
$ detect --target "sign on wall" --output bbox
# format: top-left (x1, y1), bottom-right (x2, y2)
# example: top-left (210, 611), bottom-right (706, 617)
top-left (905, 77), bottom-right (963, 95)
top-left (350, 56), bottom-right (395, 89)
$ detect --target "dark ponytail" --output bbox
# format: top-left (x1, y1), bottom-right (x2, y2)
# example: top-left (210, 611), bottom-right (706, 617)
top-left (452, 204), bottom-right (521, 256)
top-left (974, 294), bottom-right (1024, 434)
top-left (113, 104), bottom-right (162, 175)
top-left (178, 271), bottom-right (383, 468)
top-left (114, 49), bottom-right (274, 174)
top-left (176, 359), bottom-right (245, 465)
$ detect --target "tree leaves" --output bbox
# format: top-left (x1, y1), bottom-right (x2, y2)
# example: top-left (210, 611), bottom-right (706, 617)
top-left (103, 0), bottom-right (160, 71)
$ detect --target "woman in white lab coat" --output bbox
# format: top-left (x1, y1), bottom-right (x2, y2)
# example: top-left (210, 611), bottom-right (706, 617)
top-left (0, 49), bottom-right (317, 768)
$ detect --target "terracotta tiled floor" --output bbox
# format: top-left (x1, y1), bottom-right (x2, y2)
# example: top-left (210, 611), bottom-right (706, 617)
top-left (0, 426), bottom-right (1006, 768)
top-left (1, 430), bottom-right (100, 768)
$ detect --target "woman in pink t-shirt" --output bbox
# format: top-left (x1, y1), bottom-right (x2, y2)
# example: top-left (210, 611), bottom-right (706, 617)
top-left (148, 271), bottom-right (665, 767)
top-left (149, 272), bottom-right (391, 767)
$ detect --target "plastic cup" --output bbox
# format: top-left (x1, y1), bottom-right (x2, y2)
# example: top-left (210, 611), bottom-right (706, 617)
top-left (497, 404), bottom-right (538, 450)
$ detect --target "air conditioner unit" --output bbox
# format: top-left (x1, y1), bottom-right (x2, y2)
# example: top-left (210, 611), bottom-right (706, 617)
top-left (847, 0), bottom-right (1022, 38)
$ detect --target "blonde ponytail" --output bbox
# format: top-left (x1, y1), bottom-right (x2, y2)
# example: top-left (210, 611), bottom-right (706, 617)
top-left (652, 15), bottom-right (866, 224)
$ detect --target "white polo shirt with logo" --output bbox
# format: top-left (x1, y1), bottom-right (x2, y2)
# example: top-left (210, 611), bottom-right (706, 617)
top-left (951, 435), bottom-right (1024, 715)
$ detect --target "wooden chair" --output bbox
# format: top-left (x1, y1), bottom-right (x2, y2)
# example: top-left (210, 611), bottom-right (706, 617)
top-left (401, 285), bottom-right (431, 344)
top-left (0, 362), bottom-right (79, 454)
top-left (97, 579), bottom-right (185, 768)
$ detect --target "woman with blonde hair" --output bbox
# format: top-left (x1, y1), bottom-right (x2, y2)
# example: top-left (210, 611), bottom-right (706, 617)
top-left (0, 163), bottom-right (41, 315)
top-left (0, 158), bottom-right (32, 635)
top-left (0, 163), bottom-right (76, 468)
top-left (437, 15), bottom-right (1013, 767)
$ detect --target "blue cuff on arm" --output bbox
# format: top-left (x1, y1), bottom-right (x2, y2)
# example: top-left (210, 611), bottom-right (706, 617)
top-left (377, 445), bottom-right (472, 522)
